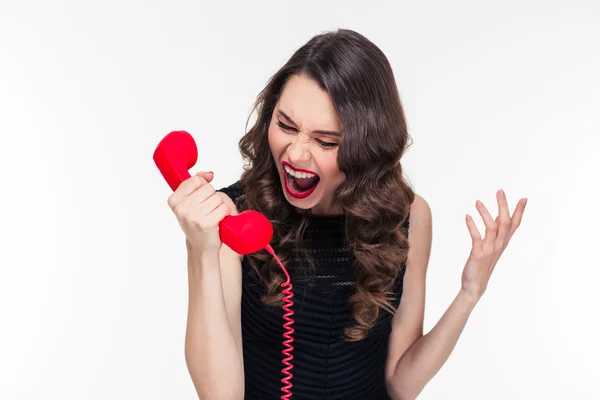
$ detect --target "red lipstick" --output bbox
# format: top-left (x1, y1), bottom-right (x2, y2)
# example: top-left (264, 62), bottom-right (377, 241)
top-left (282, 161), bottom-right (320, 199)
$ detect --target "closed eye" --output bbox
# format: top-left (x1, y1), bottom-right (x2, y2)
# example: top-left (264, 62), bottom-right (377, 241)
top-left (276, 121), bottom-right (297, 132)
top-left (316, 139), bottom-right (337, 148)
top-left (276, 121), bottom-right (338, 149)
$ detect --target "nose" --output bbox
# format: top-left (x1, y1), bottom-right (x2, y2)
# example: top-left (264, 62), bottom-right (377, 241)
top-left (287, 131), bottom-right (312, 164)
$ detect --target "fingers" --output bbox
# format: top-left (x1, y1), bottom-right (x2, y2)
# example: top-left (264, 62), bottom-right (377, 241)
top-left (508, 197), bottom-right (527, 239)
top-left (470, 192), bottom-right (527, 248)
top-left (475, 200), bottom-right (497, 244)
top-left (168, 175), bottom-right (206, 206)
top-left (496, 189), bottom-right (511, 243)
top-left (167, 171), bottom-right (214, 209)
top-left (184, 192), bottom-right (230, 231)
top-left (466, 214), bottom-right (482, 248)
top-left (204, 203), bottom-right (231, 228)
top-left (199, 171), bottom-right (214, 183)
top-left (191, 182), bottom-right (216, 206)
top-left (200, 191), bottom-right (224, 216)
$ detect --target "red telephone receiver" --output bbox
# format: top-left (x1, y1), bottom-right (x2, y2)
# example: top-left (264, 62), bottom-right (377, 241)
top-left (153, 130), bottom-right (273, 255)
top-left (153, 130), bottom-right (295, 400)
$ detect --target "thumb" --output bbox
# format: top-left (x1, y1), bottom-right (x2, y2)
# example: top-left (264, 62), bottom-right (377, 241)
top-left (195, 171), bottom-right (214, 182)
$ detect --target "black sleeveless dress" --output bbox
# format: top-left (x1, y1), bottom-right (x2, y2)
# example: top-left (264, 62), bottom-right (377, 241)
top-left (217, 181), bottom-right (409, 400)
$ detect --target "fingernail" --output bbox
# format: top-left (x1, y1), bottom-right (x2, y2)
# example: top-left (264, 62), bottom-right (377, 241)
top-left (523, 198), bottom-right (528, 207)
top-left (208, 171), bottom-right (214, 175)
top-left (476, 200), bottom-right (483, 207)
top-left (499, 189), bottom-right (505, 198)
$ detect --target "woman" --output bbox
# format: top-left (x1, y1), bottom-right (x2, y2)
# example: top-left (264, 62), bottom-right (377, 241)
top-left (168, 29), bottom-right (527, 400)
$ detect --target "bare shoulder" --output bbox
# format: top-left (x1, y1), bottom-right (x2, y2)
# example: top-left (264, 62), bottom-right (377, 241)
top-left (408, 193), bottom-right (432, 234)
top-left (384, 193), bottom-right (432, 384)
top-left (406, 193), bottom-right (432, 266)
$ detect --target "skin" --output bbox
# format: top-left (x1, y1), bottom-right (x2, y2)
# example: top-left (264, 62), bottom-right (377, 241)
top-left (169, 172), bottom-right (244, 400)
top-left (265, 73), bottom-right (528, 399)
top-left (175, 72), bottom-right (527, 399)
top-left (268, 73), bottom-right (346, 216)
top-left (385, 191), bottom-right (526, 400)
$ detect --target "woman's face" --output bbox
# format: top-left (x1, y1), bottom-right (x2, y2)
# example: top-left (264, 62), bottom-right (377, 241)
top-left (268, 73), bottom-right (346, 215)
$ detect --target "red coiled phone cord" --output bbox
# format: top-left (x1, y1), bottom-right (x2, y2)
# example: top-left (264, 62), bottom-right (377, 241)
top-left (265, 244), bottom-right (295, 400)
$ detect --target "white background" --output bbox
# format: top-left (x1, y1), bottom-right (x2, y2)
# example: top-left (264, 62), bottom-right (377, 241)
top-left (1, 0), bottom-right (598, 399)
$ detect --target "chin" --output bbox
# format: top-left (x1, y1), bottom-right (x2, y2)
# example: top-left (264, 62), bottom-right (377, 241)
top-left (283, 191), bottom-right (322, 210)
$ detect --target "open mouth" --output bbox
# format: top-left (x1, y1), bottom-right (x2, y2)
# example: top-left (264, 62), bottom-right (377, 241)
top-left (282, 161), bottom-right (320, 199)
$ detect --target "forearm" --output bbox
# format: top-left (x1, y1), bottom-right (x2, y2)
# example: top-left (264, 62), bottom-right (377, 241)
top-left (184, 248), bottom-right (244, 400)
top-left (389, 289), bottom-right (478, 400)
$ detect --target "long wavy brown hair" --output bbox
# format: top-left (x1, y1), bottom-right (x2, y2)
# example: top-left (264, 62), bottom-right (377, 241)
top-left (235, 29), bottom-right (415, 341)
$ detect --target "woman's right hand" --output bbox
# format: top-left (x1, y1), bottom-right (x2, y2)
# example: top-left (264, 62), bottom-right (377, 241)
top-left (167, 171), bottom-right (231, 253)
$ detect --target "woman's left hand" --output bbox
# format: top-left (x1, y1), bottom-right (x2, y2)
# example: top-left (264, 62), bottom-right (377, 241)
top-left (461, 189), bottom-right (527, 303)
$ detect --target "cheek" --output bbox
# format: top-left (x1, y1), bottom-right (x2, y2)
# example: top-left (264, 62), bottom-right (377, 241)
top-left (267, 124), bottom-right (274, 146)
top-left (320, 154), bottom-right (344, 181)
top-left (268, 125), bottom-right (284, 154)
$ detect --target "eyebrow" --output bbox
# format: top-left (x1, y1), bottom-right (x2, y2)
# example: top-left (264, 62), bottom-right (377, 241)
top-left (276, 109), bottom-right (342, 138)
